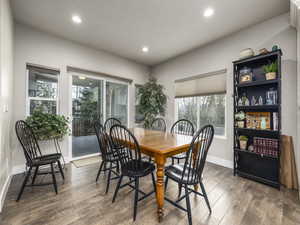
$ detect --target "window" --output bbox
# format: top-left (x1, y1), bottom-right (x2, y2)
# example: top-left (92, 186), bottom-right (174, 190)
top-left (176, 94), bottom-right (226, 136)
top-left (27, 66), bottom-right (59, 115)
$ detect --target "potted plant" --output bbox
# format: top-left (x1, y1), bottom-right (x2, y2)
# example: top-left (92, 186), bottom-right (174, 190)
top-left (239, 136), bottom-right (248, 150)
top-left (263, 61), bottom-right (277, 80)
top-left (235, 111), bottom-right (245, 128)
top-left (26, 110), bottom-right (70, 141)
top-left (137, 77), bottom-right (167, 128)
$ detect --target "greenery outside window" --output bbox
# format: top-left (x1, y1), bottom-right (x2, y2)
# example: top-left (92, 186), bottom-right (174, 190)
top-left (176, 94), bottom-right (226, 136)
top-left (27, 65), bottom-right (59, 115)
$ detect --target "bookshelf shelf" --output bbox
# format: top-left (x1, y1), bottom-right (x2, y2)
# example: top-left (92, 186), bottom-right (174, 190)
top-left (233, 50), bottom-right (281, 189)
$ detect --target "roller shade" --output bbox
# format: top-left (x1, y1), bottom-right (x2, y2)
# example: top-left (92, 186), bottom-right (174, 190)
top-left (175, 69), bottom-right (227, 98)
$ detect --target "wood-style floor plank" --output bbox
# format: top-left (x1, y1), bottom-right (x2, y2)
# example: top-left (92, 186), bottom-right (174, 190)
top-left (0, 162), bottom-right (299, 225)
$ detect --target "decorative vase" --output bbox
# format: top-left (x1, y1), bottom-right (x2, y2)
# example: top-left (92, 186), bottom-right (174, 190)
top-left (265, 72), bottom-right (276, 80)
top-left (239, 140), bottom-right (247, 150)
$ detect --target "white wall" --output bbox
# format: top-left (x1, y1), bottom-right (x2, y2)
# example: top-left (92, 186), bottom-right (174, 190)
top-left (0, 0), bottom-right (14, 212)
top-left (12, 23), bottom-right (150, 171)
top-left (152, 13), bottom-right (297, 167)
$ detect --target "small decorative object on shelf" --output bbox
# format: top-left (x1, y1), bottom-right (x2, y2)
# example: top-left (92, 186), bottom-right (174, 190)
top-left (239, 135), bottom-right (248, 150)
top-left (233, 49), bottom-right (281, 189)
top-left (251, 96), bottom-right (257, 106)
top-left (266, 88), bottom-right (277, 105)
top-left (235, 111), bottom-right (245, 128)
top-left (273, 112), bottom-right (279, 131)
top-left (248, 145), bottom-right (254, 152)
top-left (259, 48), bottom-right (269, 55)
top-left (239, 48), bottom-right (255, 59)
top-left (261, 117), bottom-right (267, 130)
top-left (258, 96), bottom-right (264, 105)
top-left (241, 93), bottom-right (250, 106)
top-left (263, 61), bottom-right (277, 80)
top-left (239, 67), bottom-right (253, 83)
top-left (272, 45), bottom-right (279, 51)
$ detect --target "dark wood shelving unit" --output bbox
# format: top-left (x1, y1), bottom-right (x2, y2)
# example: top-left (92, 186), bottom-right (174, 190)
top-left (233, 50), bottom-right (282, 189)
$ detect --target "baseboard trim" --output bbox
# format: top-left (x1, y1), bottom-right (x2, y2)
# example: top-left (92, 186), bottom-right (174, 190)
top-left (0, 175), bottom-right (12, 213)
top-left (206, 155), bottom-right (233, 169)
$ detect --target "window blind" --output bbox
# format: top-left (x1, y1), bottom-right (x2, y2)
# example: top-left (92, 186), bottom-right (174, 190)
top-left (174, 69), bottom-right (227, 98)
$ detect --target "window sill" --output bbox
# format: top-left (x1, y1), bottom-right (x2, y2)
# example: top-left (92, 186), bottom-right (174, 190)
top-left (214, 135), bottom-right (227, 140)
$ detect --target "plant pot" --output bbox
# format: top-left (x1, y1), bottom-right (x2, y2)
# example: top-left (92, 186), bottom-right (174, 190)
top-left (239, 140), bottom-right (247, 150)
top-left (237, 121), bottom-right (244, 128)
top-left (265, 72), bottom-right (276, 80)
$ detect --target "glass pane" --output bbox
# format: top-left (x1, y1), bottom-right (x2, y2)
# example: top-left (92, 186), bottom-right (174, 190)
top-left (30, 100), bottom-right (57, 114)
top-left (106, 81), bottom-right (128, 125)
top-left (72, 76), bottom-right (104, 158)
top-left (28, 68), bottom-right (58, 99)
top-left (176, 97), bottom-right (198, 128)
top-left (199, 94), bottom-right (225, 136)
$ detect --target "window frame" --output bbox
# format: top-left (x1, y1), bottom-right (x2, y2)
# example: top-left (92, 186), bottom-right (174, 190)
top-left (26, 66), bottom-right (60, 116)
top-left (175, 93), bottom-right (227, 138)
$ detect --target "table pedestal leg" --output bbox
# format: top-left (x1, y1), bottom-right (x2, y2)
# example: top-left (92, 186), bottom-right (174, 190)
top-left (155, 155), bottom-right (166, 222)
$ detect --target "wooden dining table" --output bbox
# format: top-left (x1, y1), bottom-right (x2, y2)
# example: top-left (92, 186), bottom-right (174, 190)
top-left (128, 127), bottom-right (194, 222)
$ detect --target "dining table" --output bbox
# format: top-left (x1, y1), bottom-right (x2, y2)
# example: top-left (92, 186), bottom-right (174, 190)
top-left (128, 127), bottom-right (194, 222)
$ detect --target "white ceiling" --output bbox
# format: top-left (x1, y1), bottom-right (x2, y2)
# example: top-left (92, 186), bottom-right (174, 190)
top-left (12, 0), bottom-right (289, 66)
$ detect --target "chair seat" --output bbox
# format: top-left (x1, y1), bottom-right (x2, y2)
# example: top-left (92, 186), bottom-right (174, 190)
top-left (165, 163), bottom-right (200, 185)
top-left (172, 152), bottom-right (187, 159)
top-left (28, 153), bottom-right (61, 166)
top-left (122, 160), bottom-right (155, 177)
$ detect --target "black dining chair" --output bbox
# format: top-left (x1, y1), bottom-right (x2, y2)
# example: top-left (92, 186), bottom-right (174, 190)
top-left (104, 117), bottom-right (121, 132)
top-left (165, 125), bottom-right (214, 225)
top-left (151, 118), bottom-right (166, 132)
top-left (15, 120), bottom-right (65, 201)
top-left (170, 119), bottom-right (195, 164)
top-left (94, 121), bottom-right (121, 194)
top-left (110, 124), bottom-right (156, 221)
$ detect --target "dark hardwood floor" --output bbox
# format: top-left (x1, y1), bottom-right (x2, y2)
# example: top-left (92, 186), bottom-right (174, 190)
top-left (1, 162), bottom-right (300, 225)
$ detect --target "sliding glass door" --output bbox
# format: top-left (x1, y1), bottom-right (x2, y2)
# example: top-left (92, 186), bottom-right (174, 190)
top-left (72, 75), bottom-right (104, 158)
top-left (71, 75), bottom-right (129, 159)
top-left (106, 81), bottom-right (128, 125)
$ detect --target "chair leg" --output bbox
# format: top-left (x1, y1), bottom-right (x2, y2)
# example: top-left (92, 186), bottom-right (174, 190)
top-left (172, 158), bottom-right (174, 165)
top-left (96, 161), bottom-right (104, 182)
top-left (116, 161), bottom-right (120, 174)
top-left (31, 166), bottom-right (39, 185)
top-left (103, 162), bottom-right (107, 175)
top-left (165, 176), bottom-right (169, 192)
top-left (57, 160), bottom-right (65, 180)
top-left (151, 172), bottom-right (156, 193)
top-left (185, 185), bottom-right (193, 225)
top-left (178, 158), bottom-right (180, 164)
top-left (50, 163), bottom-right (58, 194)
top-left (133, 178), bottom-right (139, 221)
top-left (16, 166), bottom-right (32, 202)
top-left (200, 181), bottom-right (211, 213)
top-left (105, 162), bottom-right (113, 194)
top-left (178, 183), bottom-right (182, 199)
top-left (112, 175), bottom-right (123, 203)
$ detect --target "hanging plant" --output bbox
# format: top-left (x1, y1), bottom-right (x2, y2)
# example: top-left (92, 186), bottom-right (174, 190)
top-left (26, 110), bottom-right (70, 141)
top-left (137, 77), bottom-right (167, 128)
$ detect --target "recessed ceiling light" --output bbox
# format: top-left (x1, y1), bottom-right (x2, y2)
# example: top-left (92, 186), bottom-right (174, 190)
top-left (142, 46), bottom-right (149, 53)
top-left (204, 8), bottom-right (214, 18)
top-left (72, 15), bottom-right (82, 24)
